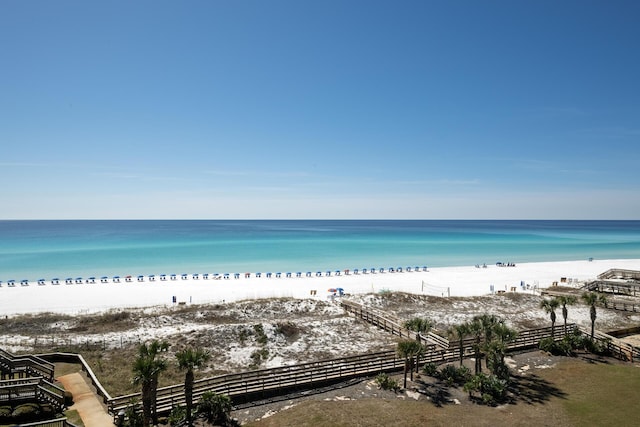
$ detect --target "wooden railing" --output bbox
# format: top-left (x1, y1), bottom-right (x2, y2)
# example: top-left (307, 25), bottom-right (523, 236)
top-left (106, 323), bottom-right (577, 416)
top-left (37, 352), bottom-right (113, 404)
top-left (0, 348), bottom-right (55, 381)
top-left (578, 327), bottom-right (640, 362)
top-left (0, 376), bottom-right (66, 412)
top-left (340, 300), bottom-right (450, 349)
top-left (18, 417), bottom-right (79, 427)
top-left (597, 269), bottom-right (640, 280)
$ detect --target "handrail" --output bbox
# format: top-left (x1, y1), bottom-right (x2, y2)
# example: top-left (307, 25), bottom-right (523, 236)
top-left (106, 323), bottom-right (579, 415)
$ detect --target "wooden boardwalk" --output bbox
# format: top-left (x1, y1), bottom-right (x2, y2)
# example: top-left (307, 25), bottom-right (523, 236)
top-left (340, 300), bottom-right (450, 349)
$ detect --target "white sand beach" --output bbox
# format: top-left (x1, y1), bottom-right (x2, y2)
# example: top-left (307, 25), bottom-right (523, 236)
top-left (1, 259), bottom-right (639, 316)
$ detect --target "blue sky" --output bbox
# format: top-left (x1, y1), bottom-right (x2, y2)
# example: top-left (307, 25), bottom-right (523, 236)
top-left (1, 0), bottom-right (639, 219)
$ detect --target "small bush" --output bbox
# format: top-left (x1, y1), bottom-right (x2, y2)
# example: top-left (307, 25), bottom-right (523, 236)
top-left (0, 405), bottom-right (12, 422)
top-left (64, 390), bottom-right (74, 406)
top-left (197, 391), bottom-right (233, 425)
top-left (438, 365), bottom-right (472, 386)
top-left (11, 403), bottom-right (41, 421)
top-left (464, 373), bottom-right (507, 405)
top-left (275, 321), bottom-right (300, 340)
top-left (375, 373), bottom-right (400, 392)
top-left (422, 362), bottom-right (438, 377)
top-left (168, 405), bottom-right (186, 426)
top-left (253, 324), bottom-right (268, 345)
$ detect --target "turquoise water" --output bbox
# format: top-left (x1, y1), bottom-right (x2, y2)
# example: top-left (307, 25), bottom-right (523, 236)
top-left (1, 220), bottom-right (640, 281)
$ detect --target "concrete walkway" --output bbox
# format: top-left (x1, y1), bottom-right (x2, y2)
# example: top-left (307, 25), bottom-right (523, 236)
top-left (58, 372), bottom-right (115, 427)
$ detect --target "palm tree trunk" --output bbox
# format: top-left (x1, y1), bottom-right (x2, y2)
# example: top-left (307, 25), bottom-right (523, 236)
top-left (403, 359), bottom-right (408, 388)
top-left (185, 370), bottom-right (194, 427)
top-left (151, 374), bottom-right (159, 425)
top-left (142, 382), bottom-right (152, 427)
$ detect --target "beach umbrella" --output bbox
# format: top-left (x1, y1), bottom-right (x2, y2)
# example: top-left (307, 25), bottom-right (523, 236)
top-left (193, 273), bottom-right (199, 279)
top-left (306, 272), bottom-right (312, 277)
top-left (21, 279), bottom-right (29, 286)
top-left (256, 272), bottom-right (261, 278)
top-left (328, 288), bottom-right (337, 292)
top-left (8, 280), bottom-right (15, 286)
top-left (38, 279), bottom-right (46, 285)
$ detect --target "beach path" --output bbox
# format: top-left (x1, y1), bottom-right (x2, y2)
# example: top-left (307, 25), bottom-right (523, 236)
top-left (57, 372), bottom-right (115, 427)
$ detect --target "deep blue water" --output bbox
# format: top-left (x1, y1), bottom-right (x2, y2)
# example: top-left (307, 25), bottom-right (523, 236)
top-left (1, 220), bottom-right (640, 281)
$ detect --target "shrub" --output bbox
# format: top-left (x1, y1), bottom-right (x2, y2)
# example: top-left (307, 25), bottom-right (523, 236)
top-left (0, 405), bottom-right (12, 422)
top-left (275, 321), bottom-right (300, 340)
top-left (253, 324), bottom-right (268, 345)
top-left (464, 373), bottom-right (508, 405)
top-left (438, 365), bottom-right (472, 386)
top-left (422, 362), bottom-right (438, 377)
top-left (64, 390), bottom-right (74, 406)
top-left (375, 373), bottom-right (400, 392)
top-left (168, 405), bottom-right (186, 426)
top-left (11, 403), bottom-right (41, 421)
top-left (197, 391), bottom-right (233, 426)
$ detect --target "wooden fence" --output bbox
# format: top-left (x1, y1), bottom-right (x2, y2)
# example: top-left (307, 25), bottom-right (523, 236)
top-left (105, 323), bottom-right (577, 416)
top-left (340, 300), bottom-right (450, 349)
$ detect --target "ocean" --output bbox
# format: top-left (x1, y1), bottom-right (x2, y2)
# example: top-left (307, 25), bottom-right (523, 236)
top-left (1, 220), bottom-right (640, 282)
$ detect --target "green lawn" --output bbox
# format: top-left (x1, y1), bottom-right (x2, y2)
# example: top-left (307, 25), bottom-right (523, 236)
top-left (245, 357), bottom-right (640, 427)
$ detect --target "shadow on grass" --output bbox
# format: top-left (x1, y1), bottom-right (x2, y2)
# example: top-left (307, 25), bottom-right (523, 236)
top-left (414, 379), bottom-right (454, 407)
top-left (509, 373), bottom-right (567, 405)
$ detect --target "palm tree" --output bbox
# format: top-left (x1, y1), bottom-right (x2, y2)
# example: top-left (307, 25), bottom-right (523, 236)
top-left (489, 322), bottom-right (518, 380)
top-left (582, 292), bottom-right (608, 340)
top-left (540, 298), bottom-right (561, 337)
top-left (176, 347), bottom-right (211, 427)
top-left (396, 340), bottom-right (423, 388)
top-left (467, 318), bottom-right (484, 375)
top-left (557, 295), bottom-right (577, 334)
top-left (132, 356), bottom-right (156, 427)
top-left (403, 317), bottom-right (433, 372)
top-left (133, 340), bottom-right (169, 426)
top-left (449, 322), bottom-right (470, 367)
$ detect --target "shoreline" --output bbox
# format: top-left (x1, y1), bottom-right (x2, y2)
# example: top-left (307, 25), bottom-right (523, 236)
top-left (1, 258), bottom-right (639, 316)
